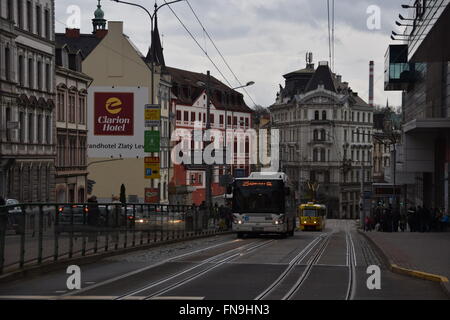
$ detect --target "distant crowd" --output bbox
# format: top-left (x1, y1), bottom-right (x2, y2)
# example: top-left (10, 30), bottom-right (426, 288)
top-left (364, 205), bottom-right (449, 232)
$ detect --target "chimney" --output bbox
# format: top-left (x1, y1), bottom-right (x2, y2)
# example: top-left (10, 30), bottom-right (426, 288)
top-left (369, 61), bottom-right (374, 107)
top-left (65, 28), bottom-right (80, 38)
top-left (95, 29), bottom-right (108, 39)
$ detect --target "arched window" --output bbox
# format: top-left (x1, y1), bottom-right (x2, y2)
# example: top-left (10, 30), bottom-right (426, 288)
top-left (321, 129), bottom-right (326, 141)
top-left (314, 111), bottom-right (319, 120)
top-left (313, 149), bottom-right (318, 162)
top-left (322, 111), bottom-right (327, 120)
top-left (313, 130), bottom-right (319, 141)
top-left (320, 149), bottom-right (326, 162)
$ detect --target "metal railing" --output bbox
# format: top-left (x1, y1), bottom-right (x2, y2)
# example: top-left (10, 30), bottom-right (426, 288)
top-left (0, 202), bottom-right (228, 275)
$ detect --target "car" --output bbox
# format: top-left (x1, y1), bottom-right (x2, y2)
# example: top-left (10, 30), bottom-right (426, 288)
top-left (56, 205), bottom-right (88, 226)
top-left (5, 199), bottom-right (24, 234)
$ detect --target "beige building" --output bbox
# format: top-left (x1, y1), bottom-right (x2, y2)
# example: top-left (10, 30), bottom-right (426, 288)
top-left (56, 3), bottom-right (169, 203)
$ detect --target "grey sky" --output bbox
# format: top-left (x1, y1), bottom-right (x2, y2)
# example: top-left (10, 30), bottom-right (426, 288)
top-left (55, 0), bottom-right (405, 109)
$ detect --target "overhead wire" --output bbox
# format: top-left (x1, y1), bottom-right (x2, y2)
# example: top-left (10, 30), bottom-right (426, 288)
top-left (184, 0), bottom-right (258, 107)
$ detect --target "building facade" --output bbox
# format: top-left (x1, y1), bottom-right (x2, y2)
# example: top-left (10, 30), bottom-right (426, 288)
top-left (385, 1), bottom-right (450, 211)
top-left (271, 59), bottom-right (373, 218)
top-left (54, 40), bottom-right (92, 203)
top-left (167, 67), bottom-right (254, 206)
top-left (56, 2), bottom-right (171, 203)
top-left (0, 0), bottom-right (56, 202)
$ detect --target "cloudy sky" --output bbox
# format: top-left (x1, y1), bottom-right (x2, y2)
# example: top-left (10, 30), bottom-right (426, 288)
top-left (55, 0), bottom-right (407, 109)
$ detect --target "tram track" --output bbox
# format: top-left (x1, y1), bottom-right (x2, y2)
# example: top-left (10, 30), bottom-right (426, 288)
top-left (282, 233), bottom-right (332, 300)
top-left (115, 238), bottom-right (277, 300)
top-left (345, 232), bottom-right (357, 300)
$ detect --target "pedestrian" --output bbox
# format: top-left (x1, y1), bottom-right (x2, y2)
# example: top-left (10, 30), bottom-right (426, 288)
top-left (87, 196), bottom-right (100, 227)
top-left (392, 207), bottom-right (400, 232)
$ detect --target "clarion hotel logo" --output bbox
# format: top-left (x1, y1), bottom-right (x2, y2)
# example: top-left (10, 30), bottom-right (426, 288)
top-left (94, 92), bottom-right (134, 136)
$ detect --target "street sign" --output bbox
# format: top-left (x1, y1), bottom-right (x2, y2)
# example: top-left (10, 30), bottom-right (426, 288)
top-left (144, 156), bottom-right (160, 164)
top-left (144, 162), bottom-right (161, 179)
top-left (145, 188), bottom-right (160, 203)
top-left (145, 104), bottom-right (161, 127)
top-left (144, 131), bottom-right (160, 153)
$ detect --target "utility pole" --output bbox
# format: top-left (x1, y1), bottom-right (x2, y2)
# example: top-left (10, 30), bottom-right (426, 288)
top-left (205, 71), bottom-right (212, 212)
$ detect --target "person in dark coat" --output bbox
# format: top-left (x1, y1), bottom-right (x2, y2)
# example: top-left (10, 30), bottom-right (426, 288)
top-left (87, 196), bottom-right (100, 227)
top-left (392, 207), bottom-right (400, 232)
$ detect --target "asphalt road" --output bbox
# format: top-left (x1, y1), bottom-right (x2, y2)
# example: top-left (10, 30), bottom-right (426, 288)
top-left (0, 220), bottom-right (447, 300)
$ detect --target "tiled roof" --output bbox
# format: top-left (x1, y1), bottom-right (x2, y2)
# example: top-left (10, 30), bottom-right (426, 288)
top-left (166, 66), bottom-right (253, 114)
top-left (55, 33), bottom-right (103, 59)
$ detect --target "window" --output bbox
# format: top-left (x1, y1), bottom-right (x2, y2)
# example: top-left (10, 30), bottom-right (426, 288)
top-left (57, 92), bottom-right (65, 121)
top-left (321, 129), bottom-right (326, 141)
top-left (233, 117), bottom-right (237, 126)
top-left (36, 5), bottom-right (42, 37)
top-left (37, 114), bottom-right (43, 143)
top-left (245, 118), bottom-right (249, 127)
top-left (19, 112), bottom-right (25, 143)
top-left (69, 94), bottom-right (75, 123)
top-left (18, 56), bottom-right (24, 86)
top-left (210, 114), bottom-right (214, 124)
top-left (28, 113), bottom-right (34, 143)
top-left (5, 108), bottom-right (11, 142)
top-left (176, 110), bottom-right (181, 121)
top-left (7, 0), bottom-right (14, 21)
top-left (27, 1), bottom-right (32, 32)
top-left (322, 111), bottom-right (327, 120)
top-left (79, 96), bottom-right (85, 125)
top-left (191, 112), bottom-right (196, 122)
top-left (313, 130), bottom-right (318, 141)
top-left (184, 111), bottom-right (189, 122)
top-left (28, 58), bottom-right (34, 88)
top-left (46, 115), bottom-right (51, 144)
top-left (314, 111), bottom-right (319, 120)
top-left (5, 48), bottom-right (10, 81)
top-left (37, 61), bottom-right (42, 90)
top-left (313, 149), bottom-right (318, 162)
top-left (45, 9), bottom-right (50, 39)
top-left (18, 0), bottom-right (24, 28)
top-left (320, 149), bottom-right (326, 162)
top-left (219, 115), bottom-right (224, 125)
top-left (227, 116), bottom-right (231, 127)
top-left (45, 63), bottom-right (50, 91)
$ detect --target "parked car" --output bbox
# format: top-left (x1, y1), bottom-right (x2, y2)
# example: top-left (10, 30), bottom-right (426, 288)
top-left (6, 199), bottom-right (24, 234)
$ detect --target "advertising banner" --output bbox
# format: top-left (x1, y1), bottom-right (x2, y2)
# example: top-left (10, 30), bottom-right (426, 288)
top-left (88, 87), bottom-right (148, 158)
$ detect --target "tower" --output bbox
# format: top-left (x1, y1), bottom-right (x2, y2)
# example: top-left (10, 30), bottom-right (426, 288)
top-left (92, 0), bottom-right (107, 34)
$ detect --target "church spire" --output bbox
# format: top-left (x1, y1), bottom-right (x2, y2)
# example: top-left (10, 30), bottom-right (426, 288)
top-left (92, 0), bottom-right (107, 34)
top-left (146, 12), bottom-right (165, 66)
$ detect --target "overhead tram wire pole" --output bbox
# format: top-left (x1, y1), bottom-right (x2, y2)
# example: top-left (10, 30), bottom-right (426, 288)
top-left (110, 0), bottom-right (185, 105)
top-left (111, 0), bottom-right (184, 199)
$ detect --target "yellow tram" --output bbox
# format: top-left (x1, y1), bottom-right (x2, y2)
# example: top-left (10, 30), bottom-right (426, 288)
top-left (298, 203), bottom-right (327, 231)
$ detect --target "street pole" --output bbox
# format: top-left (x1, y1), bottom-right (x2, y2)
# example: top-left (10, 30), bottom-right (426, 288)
top-left (205, 71), bottom-right (212, 212)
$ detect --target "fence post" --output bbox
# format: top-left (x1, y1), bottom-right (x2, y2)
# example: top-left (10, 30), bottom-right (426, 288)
top-left (20, 207), bottom-right (26, 268)
top-left (54, 205), bottom-right (59, 261)
top-left (0, 208), bottom-right (6, 275)
top-left (38, 205), bottom-right (44, 264)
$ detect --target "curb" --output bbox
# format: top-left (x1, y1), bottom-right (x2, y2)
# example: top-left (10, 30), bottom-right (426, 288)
top-left (357, 229), bottom-right (450, 298)
top-left (0, 231), bottom-right (233, 284)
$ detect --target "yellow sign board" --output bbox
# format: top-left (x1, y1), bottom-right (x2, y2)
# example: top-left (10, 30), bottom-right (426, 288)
top-left (145, 163), bottom-right (160, 180)
top-left (145, 104), bottom-right (161, 127)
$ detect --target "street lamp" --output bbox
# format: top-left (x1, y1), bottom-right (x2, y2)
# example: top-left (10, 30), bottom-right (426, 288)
top-left (110, 0), bottom-right (185, 104)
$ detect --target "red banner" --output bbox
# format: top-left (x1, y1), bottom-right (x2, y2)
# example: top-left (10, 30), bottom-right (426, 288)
top-left (145, 188), bottom-right (160, 203)
top-left (94, 92), bottom-right (134, 136)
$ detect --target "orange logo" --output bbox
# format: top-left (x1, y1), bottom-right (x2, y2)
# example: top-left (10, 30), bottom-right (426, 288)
top-left (105, 97), bottom-right (123, 115)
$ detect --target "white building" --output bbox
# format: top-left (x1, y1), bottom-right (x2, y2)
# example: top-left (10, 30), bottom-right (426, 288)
top-left (0, 0), bottom-right (56, 202)
top-left (270, 59), bottom-right (373, 218)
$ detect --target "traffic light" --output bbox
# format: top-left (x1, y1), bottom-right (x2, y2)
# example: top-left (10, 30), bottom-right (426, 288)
top-left (87, 180), bottom-right (96, 195)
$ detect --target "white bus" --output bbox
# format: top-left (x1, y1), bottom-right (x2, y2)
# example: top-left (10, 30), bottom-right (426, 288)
top-left (231, 172), bottom-right (296, 238)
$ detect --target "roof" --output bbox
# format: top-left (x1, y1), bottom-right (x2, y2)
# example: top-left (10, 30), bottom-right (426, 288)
top-left (304, 63), bottom-right (336, 93)
top-left (145, 15), bottom-right (165, 66)
top-left (166, 66), bottom-right (253, 114)
top-left (55, 33), bottom-right (103, 60)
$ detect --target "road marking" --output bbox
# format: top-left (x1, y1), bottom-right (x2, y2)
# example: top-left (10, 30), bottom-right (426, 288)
top-left (148, 296), bottom-right (205, 300)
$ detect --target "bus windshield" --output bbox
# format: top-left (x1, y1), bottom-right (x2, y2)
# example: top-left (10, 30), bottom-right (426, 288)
top-left (233, 180), bottom-right (285, 214)
top-left (301, 209), bottom-right (318, 217)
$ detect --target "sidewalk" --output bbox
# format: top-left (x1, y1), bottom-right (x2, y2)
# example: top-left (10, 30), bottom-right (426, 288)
top-left (360, 231), bottom-right (450, 297)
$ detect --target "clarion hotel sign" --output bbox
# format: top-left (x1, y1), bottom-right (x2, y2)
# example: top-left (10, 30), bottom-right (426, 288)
top-left (94, 92), bottom-right (134, 136)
